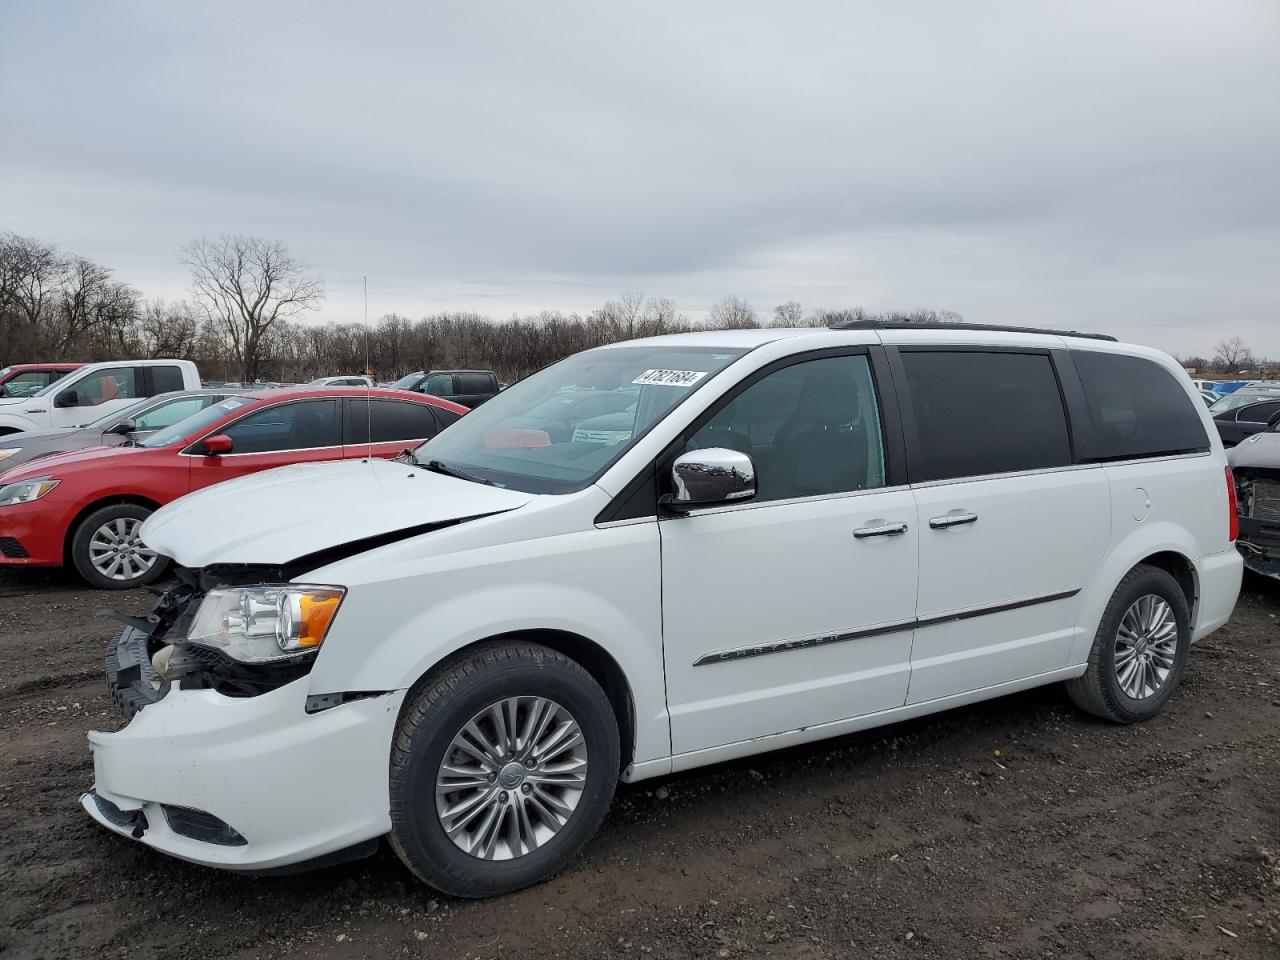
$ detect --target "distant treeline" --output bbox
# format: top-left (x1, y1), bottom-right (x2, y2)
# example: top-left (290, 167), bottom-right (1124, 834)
top-left (1, 230), bottom-right (970, 382)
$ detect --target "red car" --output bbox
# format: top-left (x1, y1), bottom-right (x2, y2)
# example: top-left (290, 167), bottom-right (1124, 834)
top-left (0, 363), bottom-right (83, 399)
top-left (0, 386), bottom-right (466, 588)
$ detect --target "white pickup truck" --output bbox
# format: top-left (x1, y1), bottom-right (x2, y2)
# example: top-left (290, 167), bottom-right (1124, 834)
top-left (0, 360), bottom-right (201, 435)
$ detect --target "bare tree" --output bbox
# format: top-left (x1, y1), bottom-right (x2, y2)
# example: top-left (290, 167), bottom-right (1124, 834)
top-left (601, 290), bottom-right (647, 339)
top-left (182, 235), bottom-right (324, 381)
top-left (1213, 336), bottom-right (1253, 372)
top-left (708, 295), bottom-right (758, 329)
top-left (56, 256), bottom-right (138, 352)
top-left (771, 301), bottom-right (803, 327)
top-left (0, 233), bottom-right (68, 358)
top-left (136, 299), bottom-right (200, 358)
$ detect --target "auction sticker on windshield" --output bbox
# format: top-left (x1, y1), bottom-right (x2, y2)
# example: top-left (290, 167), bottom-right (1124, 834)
top-left (632, 369), bottom-right (707, 387)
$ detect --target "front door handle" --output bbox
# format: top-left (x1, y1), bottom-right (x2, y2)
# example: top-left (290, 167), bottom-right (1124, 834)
top-left (853, 521), bottom-right (909, 539)
top-left (929, 511), bottom-right (979, 530)
top-left (24, 408), bottom-right (45, 414)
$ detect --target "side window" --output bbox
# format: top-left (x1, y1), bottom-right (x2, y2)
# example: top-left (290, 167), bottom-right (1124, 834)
top-left (134, 396), bottom-right (214, 431)
top-left (1239, 401), bottom-right (1280, 423)
top-left (1072, 351), bottom-right (1209, 461)
top-left (64, 367), bottom-right (140, 407)
top-left (901, 351), bottom-right (1071, 482)
top-left (3, 371), bottom-right (53, 396)
top-left (149, 365), bottom-right (185, 394)
top-left (345, 399), bottom-right (441, 444)
top-left (455, 373), bottom-right (492, 394)
top-left (433, 406), bottom-right (462, 428)
top-left (423, 373), bottom-right (454, 395)
top-left (683, 354), bottom-right (886, 503)
top-left (221, 399), bottom-right (340, 453)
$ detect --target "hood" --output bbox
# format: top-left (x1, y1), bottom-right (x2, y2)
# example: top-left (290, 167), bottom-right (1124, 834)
top-left (0, 442), bottom-right (144, 481)
top-left (1228, 432), bottom-right (1280, 470)
top-left (141, 457), bottom-right (536, 567)
top-left (0, 427), bottom-right (81, 449)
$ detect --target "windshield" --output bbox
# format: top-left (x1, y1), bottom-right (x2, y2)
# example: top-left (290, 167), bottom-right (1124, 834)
top-left (85, 395), bottom-right (158, 428)
top-left (391, 372), bottom-right (424, 390)
top-left (140, 396), bottom-right (256, 448)
top-left (411, 345), bottom-right (747, 493)
top-left (1210, 392), bottom-right (1280, 414)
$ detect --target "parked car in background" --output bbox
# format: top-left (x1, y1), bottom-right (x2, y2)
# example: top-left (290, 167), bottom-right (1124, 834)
top-left (389, 369), bottom-right (501, 407)
top-left (0, 390), bottom-right (231, 474)
top-left (82, 322), bottom-right (1239, 896)
top-left (1208, 387), bottom-right (1280, 415)
top-left (0, 363), bottom-right (83, 398)
top-left (1199, 390), bottom-right (1217, 406)
top-left (1228, 427), bottom-right (1280, 581)
top-left (310, 375), bottom-right (375, 388)
top-left (1211, 391), bottom-right (1280, 447)
top-left (0, 360), bottom-right (201, 435)
top-left (1210, 379), bottom-right (1258, 396)
top-left (0, 386), bottom-right (465, 588)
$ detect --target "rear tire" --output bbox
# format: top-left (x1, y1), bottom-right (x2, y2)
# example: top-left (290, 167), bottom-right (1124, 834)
top-left (1066, 564), bottom-right (1191, 722)
top-left (70, 503), bottom-right (169, 590)
top-left (389, 642), bottom-right (620, 898)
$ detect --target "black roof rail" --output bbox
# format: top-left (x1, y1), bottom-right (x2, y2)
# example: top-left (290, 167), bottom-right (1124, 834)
top-left (827, 319), bottom-right (1117, 342)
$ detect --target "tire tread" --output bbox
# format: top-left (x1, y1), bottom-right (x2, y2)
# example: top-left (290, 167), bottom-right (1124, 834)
top-left (388, 640), bottom-right (617, 897)
top-left (1065, 563), bottom-right (1190, 723)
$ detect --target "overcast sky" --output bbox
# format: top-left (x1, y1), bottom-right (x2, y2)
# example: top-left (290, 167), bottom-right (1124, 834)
top-left (3, 1), bottom-right (1278, 359)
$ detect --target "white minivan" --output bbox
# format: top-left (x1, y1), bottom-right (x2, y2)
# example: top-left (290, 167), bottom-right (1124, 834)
top-left (84, 322), bottom-right (1242, 897)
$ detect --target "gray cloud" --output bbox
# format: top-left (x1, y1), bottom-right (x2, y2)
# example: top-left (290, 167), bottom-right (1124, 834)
top-left (2, 0), bottom-right (1278, 357)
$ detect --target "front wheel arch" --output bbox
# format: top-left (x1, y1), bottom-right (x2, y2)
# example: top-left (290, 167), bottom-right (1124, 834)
top-left (397, 628), bottom-right (637, 775)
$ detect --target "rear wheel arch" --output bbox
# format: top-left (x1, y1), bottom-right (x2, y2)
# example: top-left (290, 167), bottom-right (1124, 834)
top-left (398, 629), bottom-right (637, 773)
top-left (1137, 550), bottom-right (1198, 626)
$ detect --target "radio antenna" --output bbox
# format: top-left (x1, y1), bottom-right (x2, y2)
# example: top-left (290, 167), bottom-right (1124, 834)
top-left (364, 275), bottom-right (373, 460)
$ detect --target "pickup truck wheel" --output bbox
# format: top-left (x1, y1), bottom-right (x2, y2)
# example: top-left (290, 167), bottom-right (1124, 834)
top-left (1066, 564), bottom-right (1191, 723)
top-left (389, 642), bottom-right (620, 898)
top-left (70, 504), bottom-right (169, 590)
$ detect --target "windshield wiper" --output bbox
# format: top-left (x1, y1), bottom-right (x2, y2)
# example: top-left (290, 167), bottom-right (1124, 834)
top-left (418, 458), bottom-right (497, 487)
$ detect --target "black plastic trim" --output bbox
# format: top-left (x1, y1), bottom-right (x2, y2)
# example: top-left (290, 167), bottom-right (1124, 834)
top-left (162, 805), bottom-right (247, 846)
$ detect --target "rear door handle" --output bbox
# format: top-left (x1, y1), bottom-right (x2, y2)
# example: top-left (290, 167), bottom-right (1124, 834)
top-left (929, 511), bottom-right (979, 530)
top-left (853, 521), bottom-right (909, 539)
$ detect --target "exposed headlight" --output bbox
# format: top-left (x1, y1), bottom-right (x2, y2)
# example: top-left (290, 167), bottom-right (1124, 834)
top-left (0, 475), bottom-right (59, 506)
top-left (187, 584), bottom-right (346, 663)
top-left (0, 448), bottom-right (21, 462)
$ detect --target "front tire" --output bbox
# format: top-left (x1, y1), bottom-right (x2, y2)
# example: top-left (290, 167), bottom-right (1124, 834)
top-left (389, 642), bottom-right (620, 898)
top-left (70, 503), bottom-right (169, 590)
top-left (1066, 564), bottom-right (1191, 722)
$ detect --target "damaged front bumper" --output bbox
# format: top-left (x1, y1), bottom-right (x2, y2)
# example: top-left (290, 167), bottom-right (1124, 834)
top-left (82, 676), bottom-right (406, 871)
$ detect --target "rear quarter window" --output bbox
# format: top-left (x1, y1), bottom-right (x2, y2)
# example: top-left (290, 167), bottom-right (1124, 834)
top-left (1071, 351), bottom-right (1209, 461)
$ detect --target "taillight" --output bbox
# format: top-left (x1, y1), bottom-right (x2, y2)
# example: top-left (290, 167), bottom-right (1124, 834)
top-left (1225, 465), bottom-right (1239, 542)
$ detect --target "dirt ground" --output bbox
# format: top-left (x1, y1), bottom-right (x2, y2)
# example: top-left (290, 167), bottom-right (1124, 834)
top-left (1, 567), bottom-right (1277, 960)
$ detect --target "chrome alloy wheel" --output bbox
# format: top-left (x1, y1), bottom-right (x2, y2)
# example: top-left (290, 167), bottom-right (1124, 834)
top-left (87, 517), bottom-right (158, 582)
top-left (436, 696), bottom-right (589, 861)
top-left (1114, 594), bottom-right (1178, 699)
